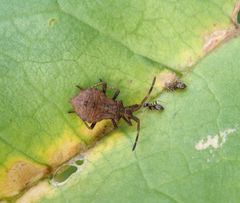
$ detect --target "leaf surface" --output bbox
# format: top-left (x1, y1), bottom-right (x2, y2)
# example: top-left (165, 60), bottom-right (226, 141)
top-left (0, 0), bottom-right (239, 202)
top-left (39, 36), bottom-right (240, 203)
top-left (58, 0), bottom-right (237, 69)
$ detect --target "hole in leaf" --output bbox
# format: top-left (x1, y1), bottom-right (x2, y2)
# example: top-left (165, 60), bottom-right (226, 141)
top-left (75, 159), bottom-right (84, 166)
top-left (53, 165), bottom-right (77, 183)
top-left (237, 11), bottom-right (240, 24)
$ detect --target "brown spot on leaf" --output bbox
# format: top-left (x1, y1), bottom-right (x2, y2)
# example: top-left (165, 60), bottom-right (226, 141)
top-left (202, 1), bottom-right (240, 55)
top-left (203, 27), bottom-right (240, 54)
top-left (0, 160), bottom-right (48, 198)
top-left (203, 28), bottom-right (231, 53)
top-left (49, 142), bottom-right (81, 168)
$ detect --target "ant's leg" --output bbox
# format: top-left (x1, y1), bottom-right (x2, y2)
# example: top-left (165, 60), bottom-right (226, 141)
top-left (111, 119), bottom-right (118, 129)
top-left (68, 110), bottom-right (75, 113)
top-left (83, 121), bottom-right (96, 129)
top-left (112, 89), bottom-right (120, 100)
top-left (131, 115), bottom-right (140, 151)
top-left (122, 116), bottom-right (132, 126)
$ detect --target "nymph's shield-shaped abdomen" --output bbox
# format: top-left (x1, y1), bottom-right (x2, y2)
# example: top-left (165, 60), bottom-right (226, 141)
top-left (71, 88), bottom-right (119, 123)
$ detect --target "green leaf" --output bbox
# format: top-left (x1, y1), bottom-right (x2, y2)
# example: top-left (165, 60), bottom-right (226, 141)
top-left (58, 0), bottom-right (237, 69)
top-left (0, 0), bottom-right (164, 198)
top-left (0, 0), bottom-right (239, 202)
top-left (39, 34), bottom-right (240, 203)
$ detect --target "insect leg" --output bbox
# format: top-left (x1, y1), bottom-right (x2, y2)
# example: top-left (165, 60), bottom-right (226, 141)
top-left (99, 79), bottom-right (121, 97)
top-left (90, 122), bottom-right (96, 129)
top-left (83, 121), bottom-right (96, 129)
top-left (68, 110), bottom-right (75, 113)
top-left (99, 79), bottom-right (107, 94)
top-left (112, 89), bottom-right (120, 100)
top-left (111, 119), bottom-right (118, 129)
top-left (102, 83), bottom-right (107, 94)
top-left (122, 116), bottom-right (132, 126)
top-left (91, 80), bottom-right (107, 94)
top-left (131, 115), bottom-right (140, 151)
top-left (76, 85), bottom-right (84, 90)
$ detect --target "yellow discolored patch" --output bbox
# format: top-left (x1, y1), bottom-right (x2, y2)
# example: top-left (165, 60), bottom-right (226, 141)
top-left (80, 120), bottom-right (114, 146)
top-left (156, 70), bottom-right (179, 90)
top-left (16, 181), bottom-right (54, 203)
top-left (86, 132), bottom-right (124, 163)
top-left (0, 158), bottom-right (48, 198)
top-left (179, 50), bottom-right (197, 68)
top-left (37, 130), bottom-right (83, 168)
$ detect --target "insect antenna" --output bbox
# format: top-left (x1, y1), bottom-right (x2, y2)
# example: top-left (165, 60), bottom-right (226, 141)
top-left (131, 116), bottom-right (140, 151)
top-left (134, 77), bottom-right (156, 111)
top-left (126, 77), bottom-right (157, 112)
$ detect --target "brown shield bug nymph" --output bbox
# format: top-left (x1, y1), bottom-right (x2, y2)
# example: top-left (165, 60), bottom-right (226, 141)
top-left (69, 77), bottom-right (157, 151)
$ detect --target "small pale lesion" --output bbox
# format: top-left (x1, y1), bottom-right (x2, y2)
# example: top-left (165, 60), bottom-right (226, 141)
top-left (48, 18), bottom-right (58, 27)
top-left (195, 128), bottom-right (237, 151)
top-left (203, 28), bottom-right (232, 53)
top-left (202, 15), bottom-right (240, 54)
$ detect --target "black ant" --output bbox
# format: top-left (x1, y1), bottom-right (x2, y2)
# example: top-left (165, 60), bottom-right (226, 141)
top-left (143, 101), bottom-right (164, 111)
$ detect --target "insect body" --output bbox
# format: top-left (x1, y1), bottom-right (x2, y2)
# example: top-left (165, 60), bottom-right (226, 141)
top-left (158, 72), bottom-right (187, 91)
top-left (162, 73), bottom-right (187, 91)
top-left (143, 101), bottom-right (164, 111)
top-left (166, 80), bottom-right (186, 91)
top-left (69, 78), bottom-right (156, 151)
